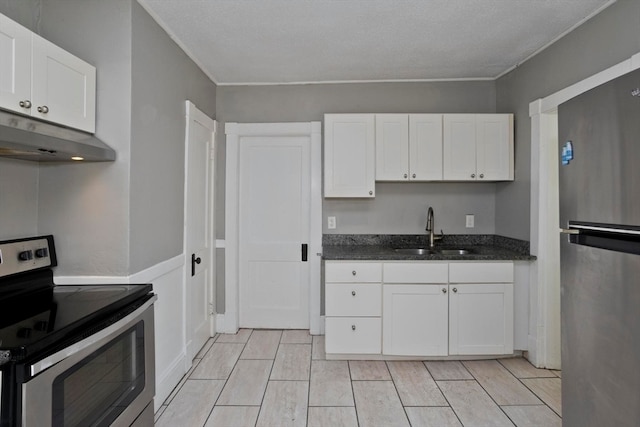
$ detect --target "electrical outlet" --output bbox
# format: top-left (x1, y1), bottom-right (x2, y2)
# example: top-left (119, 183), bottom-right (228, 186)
top-left (465, 214), bottom-right (475, 228)
top-left (327, 216), bottom-right (337, 229)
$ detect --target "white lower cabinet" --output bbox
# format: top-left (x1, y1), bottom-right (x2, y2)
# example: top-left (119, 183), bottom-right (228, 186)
top-left (382, 284), bottom-right (448, 356)
top-left (325, 317), bottom-right (381, 354)
top-left (325, 260), bottom-right (515, 357)
top-left (448, 283), bottom-right (514, 355)
top-left (325, 261), bottom-right (382, 354)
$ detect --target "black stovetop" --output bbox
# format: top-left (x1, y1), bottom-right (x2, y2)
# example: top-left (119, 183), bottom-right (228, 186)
top-left (0, 270), bottom-right (152, 363)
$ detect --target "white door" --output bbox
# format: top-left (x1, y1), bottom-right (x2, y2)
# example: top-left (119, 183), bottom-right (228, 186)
top-left (239, 135), bottom-right (311, 328)
top-left (184, 101), bottom-right (216, 361)
top-left (0, 14), bottom-right (31, 114)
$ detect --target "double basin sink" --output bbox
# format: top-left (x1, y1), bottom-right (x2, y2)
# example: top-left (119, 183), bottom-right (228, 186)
top-left (394, 247), bottom-right (473, 256)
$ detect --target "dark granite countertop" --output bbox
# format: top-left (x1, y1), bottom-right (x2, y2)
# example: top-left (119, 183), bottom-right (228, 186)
top-left (322, 234), bottom-right (536, 261)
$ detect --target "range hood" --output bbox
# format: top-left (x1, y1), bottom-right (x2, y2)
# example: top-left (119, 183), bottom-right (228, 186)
top-left (0, 110), bottom-right (116, 162)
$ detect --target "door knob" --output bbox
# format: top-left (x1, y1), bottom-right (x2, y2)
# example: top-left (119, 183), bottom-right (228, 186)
top-left (191, 253), bottom-right (201, 277)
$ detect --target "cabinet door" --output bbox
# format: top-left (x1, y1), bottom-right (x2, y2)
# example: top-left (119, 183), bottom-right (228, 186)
top-left (0, 14), bottom-right (31, 114)
top-left (324, 114), bottom-right (375, 197)
top-left (476, 114), bottom-right (514, 181)
top-left (325, 317), bottom-right (381, 354)
top-left (382, 284), bottom-right (448, 356)
top-left (449, 283), bottom-right (514, 355)
top-left (375, 114), bottom-right (409, 181)
top-left (31, 34), bottom-right (96, 132)
top-left (443, 114), bottom-right (477, 180)
top-left (409, 114), bottom-right (443, 181)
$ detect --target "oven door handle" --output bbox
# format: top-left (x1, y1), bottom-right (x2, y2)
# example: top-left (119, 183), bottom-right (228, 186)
top-left (30, 295), bottom-right (157, 377)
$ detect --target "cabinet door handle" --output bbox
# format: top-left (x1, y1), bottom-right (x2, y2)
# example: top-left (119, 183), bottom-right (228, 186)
top-left (301, 244), bottom-right (308, 262)
top-left (369, 190), bottom-right (373, 195)
top-left (351, 290), bottom-right (356, 296)
top-left (19, 100), bottom-right (32, 109)
top-left (404, 173), bottom-right (408, 179)
top-left (37, 105), bottom-right (49, 114)
top-left (352, 325), bottom-right (356, 331)
top-left (352, 270), bottom-right (357, 276)
top-left (452, 287), bottom-right (458, 293)
top-left (442, 288), bottom-right (447, 293)
top-left (479, 173), bottom-right (485, 179)
top-left (471, 173), bottom-right (476, 179)
top-left (412, 173), bottom-right (416, 178)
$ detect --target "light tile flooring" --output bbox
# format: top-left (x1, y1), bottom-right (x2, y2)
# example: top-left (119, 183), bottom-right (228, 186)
top-left (154, 329), bottom-right (562, 427)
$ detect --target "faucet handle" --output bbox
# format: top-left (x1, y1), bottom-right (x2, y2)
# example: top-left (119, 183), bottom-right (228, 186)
top-left (434, 230), bottom-right (445, 241)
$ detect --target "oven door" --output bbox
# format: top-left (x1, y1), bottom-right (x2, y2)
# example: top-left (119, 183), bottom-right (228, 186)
top-left (21, 297), bottom-right (156, 427)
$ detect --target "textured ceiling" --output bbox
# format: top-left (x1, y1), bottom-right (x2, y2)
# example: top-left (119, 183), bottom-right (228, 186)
top-left (137, 0), bottom-right (614, 85)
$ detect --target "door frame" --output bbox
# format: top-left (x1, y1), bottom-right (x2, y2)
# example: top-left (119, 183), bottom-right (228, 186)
top-left (528, 52), bottom-right (640, 369)
top-left (183, 101), bottom-right (217, 362)
top-left (224, 122), bottom-right (322, 334)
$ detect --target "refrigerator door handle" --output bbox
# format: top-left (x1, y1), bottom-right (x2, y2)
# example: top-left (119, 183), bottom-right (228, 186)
top-left (569, 224), bottom-right (640, 236)
top-left (560, 228), bottom-right (580, 235)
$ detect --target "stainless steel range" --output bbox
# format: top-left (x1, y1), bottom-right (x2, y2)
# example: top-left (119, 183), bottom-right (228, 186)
top-left (0, 236), bottom-right (156, 427)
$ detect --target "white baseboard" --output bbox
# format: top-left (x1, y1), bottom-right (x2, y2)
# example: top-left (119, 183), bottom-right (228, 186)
top-left (154, 351), bottom-right (188, 413)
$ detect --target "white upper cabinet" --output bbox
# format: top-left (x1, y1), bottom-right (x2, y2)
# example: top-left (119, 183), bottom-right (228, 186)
top-left (0, 14), bottom-right (31, 114)
top-left (31, 34), bottom-right (96, 132)
top-left (324, 114), bottom-right (376, 198)
top-left (0, 14), bottom-right (96, 133)
top-left (443, 114), bottom-right (514, 181)
top-left (410, 114), bottom-right (443, 180)
top-left (375, 114), bottom-right (443, 181)
top-left (375, 114), bottom-right (409, 180)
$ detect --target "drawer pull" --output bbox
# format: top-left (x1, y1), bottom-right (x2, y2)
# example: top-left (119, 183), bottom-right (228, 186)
top-left (442, 288), bottom-right (447, 294)
top-left (352, 270), bottom-right (357, 276)
top-left (351, 290), bottom-right (356, 296)
top-left (452, 287), bottom-right (458, 293)
top-left (352, 325), bottom-right (356, 331)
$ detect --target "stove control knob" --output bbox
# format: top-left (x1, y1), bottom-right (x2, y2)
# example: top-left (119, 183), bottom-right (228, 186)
top-left (17, 327), bottom-right (32, 338)
top-left (34, 321), bottom-right (49, 331)
top-left (35, 248), bottom-right (48, 258)
top-left (18, 250), bottom-right (33, 261)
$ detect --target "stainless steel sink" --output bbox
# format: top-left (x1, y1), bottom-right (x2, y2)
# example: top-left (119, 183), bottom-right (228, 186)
top-left (439, 249), bottom-right (472, 255)
top-left (393, 248), bottom-right (473, 255)
top-left (394, 248), bottom-right (436, 255)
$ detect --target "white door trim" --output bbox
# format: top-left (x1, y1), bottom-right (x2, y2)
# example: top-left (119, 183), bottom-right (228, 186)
top-left (184, 101), bottom-right (217, 361)
top-left (225, 122), bottom-right (322, 334)
top-left (528, 52), bottom-right (640, 369)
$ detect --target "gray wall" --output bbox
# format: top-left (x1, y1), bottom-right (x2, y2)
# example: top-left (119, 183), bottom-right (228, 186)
top-left (216, 81), bottom-right (498, 236)
top-left (130, 1), bottom-right (216, 272)
top-left (495, 0), bottom-right (640, 240)
top-left (0, 159), bottom-right (39, 239)
top-left (0, 0), bottom-right (217, 275)
top-left (36, 0), bottom-right (134, 275)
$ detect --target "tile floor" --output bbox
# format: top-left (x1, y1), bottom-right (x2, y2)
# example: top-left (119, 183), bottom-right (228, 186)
top-left (154, 329), bottom-right (562, 427)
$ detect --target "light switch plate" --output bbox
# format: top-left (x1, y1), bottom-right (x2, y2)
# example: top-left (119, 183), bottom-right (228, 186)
top-left (327, 216), bottom-right (337, 229)
top-left (466, 214), bottom-right (475, 228)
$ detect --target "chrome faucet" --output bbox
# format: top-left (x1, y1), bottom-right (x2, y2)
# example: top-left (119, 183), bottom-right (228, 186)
top-left (425, 206), bottom-right (443, 248)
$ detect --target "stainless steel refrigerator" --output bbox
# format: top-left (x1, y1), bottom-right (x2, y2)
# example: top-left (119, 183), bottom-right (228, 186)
top-left (558, 67), bottom-right (640, 426)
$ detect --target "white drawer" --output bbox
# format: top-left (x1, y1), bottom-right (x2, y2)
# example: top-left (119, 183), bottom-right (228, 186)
top-left (325, 261), bottom-right (382, 283)
top-left (449, 262), bottom-right (514, 283)
top-left (326, 283), bottom-right (381, 316)
top-left (325, 317), bottom-right (381, 354)
top-left (383, 262), bottom-right (449, 283)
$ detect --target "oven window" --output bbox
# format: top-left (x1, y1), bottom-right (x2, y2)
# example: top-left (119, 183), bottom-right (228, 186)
top-left (51, 322), bottom-right (145, 427)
